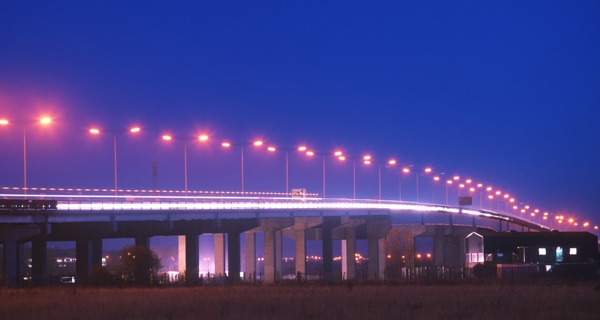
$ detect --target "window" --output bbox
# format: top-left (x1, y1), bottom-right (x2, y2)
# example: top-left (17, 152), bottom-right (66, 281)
top-left (538, 248), bottom-right (546, 256)
top-left (569, 248), bottom-right (577, 255)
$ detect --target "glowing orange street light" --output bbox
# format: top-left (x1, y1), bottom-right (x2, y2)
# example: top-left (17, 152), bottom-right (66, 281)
top-left (162, 133), bottom-right (209, 195)
top-left (89, 126), bottom-right (140, 196)
top-left (2, 117), bottom-right (55, 195)
top-left (221, 139), bottom-right (264, 193)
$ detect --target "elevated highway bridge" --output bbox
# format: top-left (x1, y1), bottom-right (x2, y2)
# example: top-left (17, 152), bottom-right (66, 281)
top-left (1, 192), bottom-right (550, 286)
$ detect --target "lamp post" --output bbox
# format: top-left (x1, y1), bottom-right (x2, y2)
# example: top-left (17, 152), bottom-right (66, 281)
top-left (402, 166), bottom-right (431, 202)
top-left (222, 140), bottom-right (263, 193)
top-left (162, 134), bottom-right (209, 196)
top-left (89, 126), bottom-right (141, 196)
top-left (1, 117), bottom-right (53, 195)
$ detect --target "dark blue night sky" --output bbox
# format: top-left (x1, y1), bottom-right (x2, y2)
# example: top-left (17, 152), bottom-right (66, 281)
top-left (1, 1), bottom-right (599, 234)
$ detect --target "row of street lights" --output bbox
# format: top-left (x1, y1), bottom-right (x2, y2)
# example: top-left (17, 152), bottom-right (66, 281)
top-left (1, 117), bottom-right (597, 232)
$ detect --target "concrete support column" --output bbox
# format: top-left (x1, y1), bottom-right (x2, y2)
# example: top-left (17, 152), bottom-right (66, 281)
top-left (2, 240), bottom-right (21, 287)
top-left (275, 231), bottom-right (282, 280)
top-left (31, 240), bottom-right (47, 286)
top-left (341, 228), bottom-right (356, 280)
top-left (366, 218), bottom-right (391, 280)
top-left (214, 234), bottom-right (226, 277)
top-left (367, 236), bottom-right (379, 280)
top-left (322, 223), bottom-right (333, 282)
top-left (91, 239), bottom-right (102, 281)
top-left (433, 231), bottom-right (445, 266)
top-left (228, 232), bottom-right (241, 281)
top-left (76, 239), bottom-right (91, 285)
top-left (264, 230), bottom-right (276, 283)
top-left (378, 238), bottom-right (386, 279)
top-left (294, 229), bottom-right (306, 276)
top-left (244, 232), bottom-right (256, 281)
top-left (178, 236), bottom-right (186, 275)
top-left (185, 234), bottom-right (199, 284)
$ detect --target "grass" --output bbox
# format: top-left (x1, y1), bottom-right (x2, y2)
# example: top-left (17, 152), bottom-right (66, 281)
top-left (1, 282), bottom-right (600, 319)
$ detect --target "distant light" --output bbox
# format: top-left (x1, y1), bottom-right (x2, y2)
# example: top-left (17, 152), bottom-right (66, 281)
top-left (524, 205), bottom-right (530, 209)
top-left (402, 168), bottom-right (410, 173)
top-left (306, 151), bottom-right (314, 156)
top-left (338, 156), bottom-right (346, 161)
top-left (0, 119), bottom-right (8, 125)
top-left (433, 176), bottom-right (440, 181)
top-left (512, 205), bottom-right (518, 210)
top-left (476, 183), bottom-right (483, 188)
top-left (534, 209), bottom-right (539, 213)
top-left (298, 146), bottom-right (307, 152)
top-left (509, 198), bottom-right (515, 202)
top-left (424, 168), bottom-right (432, 173)
top-left (334, 151), bottom-right (343, 157)
top-left (465, 179), bottom-right (471, 184)
top-left (40, 117), bottom-right (52, 125)
top-left (446, 180), bottom-right (452, 184)
top-left (162, 135), bottom-right (172, 141)
top-left (495, 191), bottom-right (501, 195)
top-left (453, 176), bottom-right (460, 180)
top-left (130, 127), bottom-right (141, 133)
top-left (504, 194), bottom-right (509, 199)
top-left (488, 195), bottom-right (494, 199)
top-left (459, 184), bottom-right (465, 188)
top-left (363, 155), bottom-right (371, 161)
top-left (198, 135), bottom-right (209, 141)
top-left (222, 142), bottom-right (231, 148)
top-left (388, 159), bottom-right (396, 165)
top-left (469, 187), bottom-right (475, 192)
top-left (253, 140), bottom-right (263, 147)
top-left (364, 160), bottom-right (371, 165)
top-left (486, 187), bottom-right (492, 191)
top-left (267, 146), bottom-right (276, 152)
top-left (89, 128), bottom-right (100, 134)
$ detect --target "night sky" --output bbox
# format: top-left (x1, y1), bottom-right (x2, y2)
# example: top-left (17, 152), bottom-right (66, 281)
top-left (1, 1), bottom-right (599, 235)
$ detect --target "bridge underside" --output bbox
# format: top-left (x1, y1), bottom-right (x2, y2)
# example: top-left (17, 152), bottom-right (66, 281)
top-left (0, 208), bottom-right (537, 286)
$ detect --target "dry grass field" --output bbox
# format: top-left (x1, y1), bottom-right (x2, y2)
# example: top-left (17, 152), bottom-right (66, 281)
top-left (1, 282), bottom-right (600, 319)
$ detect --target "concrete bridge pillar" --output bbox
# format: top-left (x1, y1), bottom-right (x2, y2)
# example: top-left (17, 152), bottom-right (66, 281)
top-left (322, 220), bottom-right (334, 282)
top-left (2, 240), bottom-right (24, 287)
top-left (228, 232), bottom-right (241, 281)
top-left (31, 239), bottom-right (47, 286)
top-left (183, 234), bottom-right (199, 284)
top-left (244, 232), bottom-right (256, 281)
top-left (367, 218), bottom-right (391, 280)
top-left (341, 228), bottom-right (356, 280)
top-left (295, 229), bottom-right (306, 276)
top-left (214, 234), bottom-right (226, 277)
top-left (1, 225), bottom-right (41, 287)
top-left (75, 238), bottom-right (102, 285)
top-left (178, 236), bottom-right (186, 275)
top-left (260, 218), bottom-right (294, 284)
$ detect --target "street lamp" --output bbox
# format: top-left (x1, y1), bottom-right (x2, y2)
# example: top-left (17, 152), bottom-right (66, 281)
top-left (403, 166), bottom-right (432, 202)
top-left (221, 140), bottom-right (263, 193)
top-left (1, 116), bottom-right (53, 195)
top-left (89, 126), bottom-right (141, 196)
top-left (161, 134), bottom-right (209, 195)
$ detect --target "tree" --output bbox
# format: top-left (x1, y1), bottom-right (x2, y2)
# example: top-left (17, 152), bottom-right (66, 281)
top-left (115, 245), bottom-right (162, 286)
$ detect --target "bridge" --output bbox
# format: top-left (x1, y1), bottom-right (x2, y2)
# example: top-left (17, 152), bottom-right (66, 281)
top-left (1, 191), bottom-right (549, 287)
